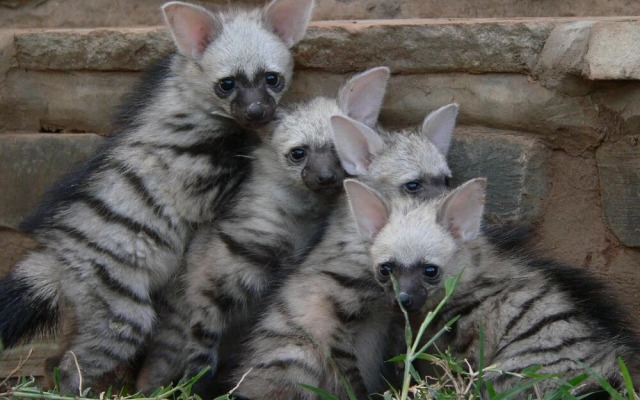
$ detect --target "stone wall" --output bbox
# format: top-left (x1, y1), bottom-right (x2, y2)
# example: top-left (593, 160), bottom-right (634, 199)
top-left (3, 0), bottom-right (640, 27)
top-left (0, 14), bottom-right (639, 380)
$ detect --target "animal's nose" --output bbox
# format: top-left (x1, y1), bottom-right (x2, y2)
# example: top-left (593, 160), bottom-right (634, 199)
top-left (316, 172), bottom-right (337, 185)
top-left (397, 292), bottom-right (413, 308)
top-left (246, 103), bottom-right (266, 120)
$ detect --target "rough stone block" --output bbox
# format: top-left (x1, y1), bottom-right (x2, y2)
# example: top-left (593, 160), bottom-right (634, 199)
top-left (0, 133), bottom-right (105, 229)
top-left (533, 21), bottom-right (594, 95)
top-left (585, 21), bottom-right (640, 80)
top-left (596, 138), bottom-right (640, 247)
top-left (0, 70), bottom-right (140, 134)
top-left (14, 28), bottom-right (173, 71)
top-left (448, 126), bottom-right (550, 223)
top-left (295, 19), bottom-right (552, 74)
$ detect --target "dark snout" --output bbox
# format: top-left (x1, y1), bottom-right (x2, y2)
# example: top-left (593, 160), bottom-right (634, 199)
top-left (393, 280), bottom-right (428, 313)
top-left (231, 87), bottom-right (276, 128)
top-left (301, 149), bottom-right (346, 193)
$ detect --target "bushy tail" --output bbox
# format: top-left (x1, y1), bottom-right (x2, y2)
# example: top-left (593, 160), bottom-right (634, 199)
top-left (0, 271), bottom-right (60, 350)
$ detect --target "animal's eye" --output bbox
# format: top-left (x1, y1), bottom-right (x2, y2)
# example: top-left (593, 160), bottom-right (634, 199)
top-left (423, 264), bottom-right (440, 279)
top-left (444, 176), bottom-right (451, 187)
top-left (218, 78), bottom-right (235, 92)
top-left (265, 72), bottom-right (280, 87)
top-left (404, 181), bottom-right (422, 193)
top-left (289, 147), bottom-right (306, 162)
top-left (379, 263), bottom-right (393, 278)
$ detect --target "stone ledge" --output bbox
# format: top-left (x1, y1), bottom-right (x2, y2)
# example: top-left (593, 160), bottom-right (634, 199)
top-left (4, 17), bottom-right (640, 77)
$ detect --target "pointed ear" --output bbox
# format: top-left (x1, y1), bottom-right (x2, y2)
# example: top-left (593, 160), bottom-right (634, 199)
top-left (162, 2), bottom-right (220, 58)
top-left (344, 179), bottom-right (389, 240)
top-left (264, 0), bottom-right (314, 48)
top-left (420, 103), bottom-right (459, 156)
top-left (437, 178), bottom-right (487, 243)
top-left (331, 115), bottom-right (385, 176)
top-left (338, 66), bottom-right (390, 127)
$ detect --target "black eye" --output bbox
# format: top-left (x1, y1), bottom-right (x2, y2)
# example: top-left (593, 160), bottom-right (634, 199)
top-left (444, 176), bottom-right (451, 187)
top-left (379, 263), bottom-right (393, 278)
top-left (289, 147), bottom-right (306, 162)
top-left (404, 181), bottom-right (422, 193)
top-left (219, 78), bottom-right (235, 92)
top-left (423, 264), bottom-right (439, 279)
top-left (265, 72), bottom-right (279, 87)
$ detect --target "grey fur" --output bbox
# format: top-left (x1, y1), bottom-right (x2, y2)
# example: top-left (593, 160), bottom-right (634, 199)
top-left (351, 177), bottom-right (640, 398)
top-left (0, 0), bottom-right (313, 394)
top-left (229, 103), bottom-right (459, 400)
top-left (135, 67), bottom-right (392, 396)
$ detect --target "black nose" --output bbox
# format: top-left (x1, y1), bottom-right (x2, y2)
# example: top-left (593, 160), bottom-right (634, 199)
top-left (316, 172), bottom-right (337, 185)
top-left (397, 292), bottom-right (413, 308)
top-left (246, 103), bottom-right (266, 120)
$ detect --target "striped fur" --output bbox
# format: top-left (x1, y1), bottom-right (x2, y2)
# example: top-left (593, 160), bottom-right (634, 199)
top-left (0, 0), bottom-right (313, 394)
top-left (351, 178), bottom-right (640, 398)
top-left (229, 104), bottom-right (459, 400)
top-left (135, 67), bottom-right (391, 396)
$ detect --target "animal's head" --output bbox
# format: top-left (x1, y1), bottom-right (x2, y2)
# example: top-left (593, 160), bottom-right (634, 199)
top-left (271, 66), bottom-right (390, 194)
top-left (162, 0), bottom-right (314, 128)
top-left (345, 176), bottom-right (487, 314)
top-left (333, 103), bottom-right (458, 200)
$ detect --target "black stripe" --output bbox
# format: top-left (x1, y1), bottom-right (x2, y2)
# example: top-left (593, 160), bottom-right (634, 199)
top-left (218, 231), bottom-right (280, 269)
top-left (438, 284), bottom-right (506, 324)
top-left (328, 296), bottom-right (368, 324)
top-left (255, 358), bottom-right (318, 376)
top-left (90, 259), bottom-right (152, 305)
top-left (503, 285), bottom-right (551, 338)
top-left (494, 310), bottom-right (580, 357)
top-left (321, 270), bottom-right (375, 290)
top-left (165, 122), bottom-right (196, 133)
top-left (80, 195), bottom-right (173, 249)
top-left (200, 287), bottom-right (240, 313)
top-left (55, 225), bottom-right (133, 266)
top-left (190, 322), bottom-right (222, 347)
top-left (186, 352), bottom-right (214, 367)
top-left (85, 287), bottom-right (149, 339)
top-left (517, 355), bottom-right (588, 373)
top-left (330, 347), bottom-right (357, 361)
top-left (113, 163), bottom-right (173, 227)
top-left (512, 335), bottom-right (594, 358)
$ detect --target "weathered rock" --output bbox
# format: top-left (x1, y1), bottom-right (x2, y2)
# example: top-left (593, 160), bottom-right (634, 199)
top-left (0, 133), bottom-right (105, 229)
top-left (596, 138), bottom-right (640, 247)
top-left (448, 126), bottom-right (550, 223)
top-left (533, 21), bottom-right (595, 95)
top-left (585, 21), bottom-right (640, 80)
top-left (0, 70), bottom-right (139, 134)
top-left (15, 28), bottom-right (173, 71)
top-left (3, 0), bottom-right (640, 28)
top-left (295, 19), bottom-right (552, 74)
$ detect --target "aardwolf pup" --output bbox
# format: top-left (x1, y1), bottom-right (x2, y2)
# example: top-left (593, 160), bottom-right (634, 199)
top-left (0, 0), bottom-right (313, 393)
top-left (347, 177), bottom-right (640, 397)
top-left (230, 103), bottom-right (459, 400)
top-left (135, 67), bottom-right (390, 395)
